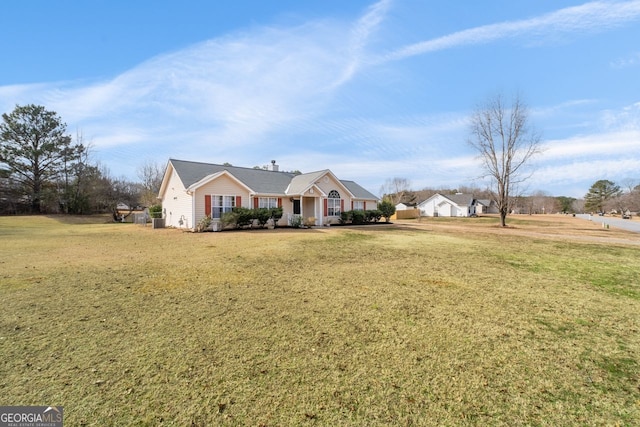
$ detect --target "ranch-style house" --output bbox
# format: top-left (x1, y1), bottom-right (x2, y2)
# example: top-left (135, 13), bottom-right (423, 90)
top-left (418, 193), bottom-right (497, 217)
top-left (158, 159), bottom-right (379, 230)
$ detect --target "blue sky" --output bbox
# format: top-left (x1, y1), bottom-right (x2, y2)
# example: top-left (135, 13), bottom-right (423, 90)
top-left (1, 0), bottom-right (639, 198)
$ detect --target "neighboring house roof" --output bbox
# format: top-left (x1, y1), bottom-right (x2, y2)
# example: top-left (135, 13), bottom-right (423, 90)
top-left (418, 193), bottom-right (476, 208)
top-left (476, 199), bottom-right (494, 206)
top-left (443, 193), bottom-right (475, 206)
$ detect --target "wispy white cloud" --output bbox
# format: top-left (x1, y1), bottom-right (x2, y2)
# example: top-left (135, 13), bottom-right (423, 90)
top-left (531, 99), bottom-right (598, 118)
top-left (535, 157), bottom-right (640, 189)
top-left (610, 51), bottom-right (640, 68)
top-left (381, 0), bottom-right (640, 62)
top-left (332, 0), bottom-right (392, 87)
top-left (1, 0), bottom-right (639, 198)
top-left (5, 19), bottom-right (367, 155)
top-left (542, 130), bottom-right (640, 159)
top-left (600, 102), bottom-right (640, 131)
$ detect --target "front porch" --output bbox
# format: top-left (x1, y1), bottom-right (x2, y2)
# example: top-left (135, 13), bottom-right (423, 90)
top-left (287, 195), bottom-right (324, 226)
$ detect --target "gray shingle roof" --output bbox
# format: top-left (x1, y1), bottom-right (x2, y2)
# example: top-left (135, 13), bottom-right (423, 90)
top-left (170, 159), bottom-right (294, 194)
top-left (286, 170), bottom-right (329, 195)
top-left (341, 180), bottom-right (379, 200)
top-left (169, 159), bottom-right (378, 200)
top-left (442, 193), bottom-right (475, 206)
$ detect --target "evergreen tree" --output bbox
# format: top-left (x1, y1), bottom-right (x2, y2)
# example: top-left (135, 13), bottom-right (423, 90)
top-left (0, 104), bottom-right (83, 213)
top-left (584, 179), bottom-right (621, 213)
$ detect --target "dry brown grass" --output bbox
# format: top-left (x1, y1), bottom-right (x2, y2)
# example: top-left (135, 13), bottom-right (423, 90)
top-left (1, 215), bottom-right (639, 426)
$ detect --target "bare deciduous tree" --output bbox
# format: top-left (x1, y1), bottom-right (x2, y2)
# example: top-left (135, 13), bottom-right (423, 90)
top-left (468, 93), bottom-right (542, 226)
top-left (137, 160), bottom-right (164, 207)
top-left (380, 177), bottom-right (413, 204)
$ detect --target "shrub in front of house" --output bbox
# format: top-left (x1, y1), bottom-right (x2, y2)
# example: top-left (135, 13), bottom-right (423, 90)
top-left (337, 209), bottom-right (382, 225)
top-left (351, 210), bottom-right (366, 224)
top-left (378, 201), bottom-right (396, 222)
top-left (290, 215), bottom-right (303, 228)
top-left (221, 210), bottom-right (238, 229)
top-left (235, 207), bottom-right (254, 228)
top-left (270, 207), bottom-right (283, 227)
top-left (220, 206), bottom-right (285, 229)
top-left (365, 209), bottom-right (383, 223)
top-left (196, 215), bottom-right (212, 232)
top-left (253, 208), bottom-right (272, 228)
top-left (221, 208), bottom-right (252, 229)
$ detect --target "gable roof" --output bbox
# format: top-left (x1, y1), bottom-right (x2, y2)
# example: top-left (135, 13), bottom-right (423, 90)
top-left (443, 193), bottom-right (475, 206)
top-left (418, 193), bottom-right (475, 208)
top-left (286, 170), bottom-right (330, 195)
top-left (341, 180), bottom-right (378, 200)
top-left (186, 170), bottom-right (254, 193)
top-left (168, 159), bottom-right (295, 194)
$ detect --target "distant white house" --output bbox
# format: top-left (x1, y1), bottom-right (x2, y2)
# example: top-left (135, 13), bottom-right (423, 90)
top-left (475, 199), bottom-right (498, 214)
top-left (395, 202), bottom-right (417, 211)
top-left (418, 193), bottom-right (477, 217)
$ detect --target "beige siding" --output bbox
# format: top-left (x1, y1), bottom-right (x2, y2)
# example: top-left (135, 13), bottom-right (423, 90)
top-left (194, 174), bottom-right (251, 226)
top-left (363, 200), bottom-right (378, 211)
top-left (278, 197), bottom-right (293, 226)
top-left (316, 174), bottom-right (349, 224)
top-left (161, 169), bottom-right (193, 229)
top-left (316, 174), bottom-right (344, 199)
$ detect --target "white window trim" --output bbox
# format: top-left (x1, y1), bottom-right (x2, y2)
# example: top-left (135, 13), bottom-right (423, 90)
top-left (211, 194), bottom-right (236, 219)
top-left (327, 190), bottom-right (341, 217)
top-left (258, 197), bottom-right (278, 209)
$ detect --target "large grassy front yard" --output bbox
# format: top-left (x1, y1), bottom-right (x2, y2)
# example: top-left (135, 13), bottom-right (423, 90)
top-left (1, 215), bottom-right (639, 425)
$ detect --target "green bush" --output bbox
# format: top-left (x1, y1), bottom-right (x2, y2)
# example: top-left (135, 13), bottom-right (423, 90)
top-left (221, 211), bottom-right (238, 229)
top-left (340, 211), bottom-right (351, 224)
top-left (234, 207), bottom-right (254, 228)
top-left (351, 210), bottom-right (365, 224)
top-left (339, 210), bottom-right (381, 224)
top-left (365, 209), bottom-right (382, 223)
top-left (378, 201), bottom-right (396, 222)
top-left (253, 208), bottom-right (271, 228)
top-left (270, 207), bottom-right (283, 227)
top-left (220, 206), bottom-right (285, 230)
top-left (149, 204), bottom-right (163, 219)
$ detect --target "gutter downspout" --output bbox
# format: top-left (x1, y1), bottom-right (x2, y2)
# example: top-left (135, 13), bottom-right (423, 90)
top-left (187, 189), bottom-right (195, 231)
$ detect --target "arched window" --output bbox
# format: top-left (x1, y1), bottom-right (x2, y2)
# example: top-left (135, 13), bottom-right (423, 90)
top-left (327, 190), bottom-right (341, 216)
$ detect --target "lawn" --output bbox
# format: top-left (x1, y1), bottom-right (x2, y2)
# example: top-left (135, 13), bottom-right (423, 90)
top-left (0, 215), bottom-right (639, 426)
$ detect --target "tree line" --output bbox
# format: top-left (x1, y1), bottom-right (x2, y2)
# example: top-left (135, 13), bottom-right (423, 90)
top-left (0, 104), bottom-right (163, 216)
